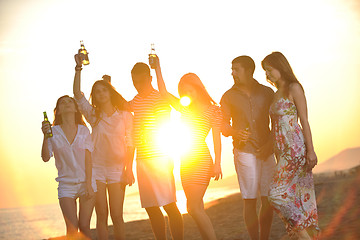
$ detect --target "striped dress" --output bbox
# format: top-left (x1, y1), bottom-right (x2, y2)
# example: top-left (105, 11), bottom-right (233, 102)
top-left (180, 105), bottom-right (222, 187)
top-left (129, 89), bottom-right (176, 208)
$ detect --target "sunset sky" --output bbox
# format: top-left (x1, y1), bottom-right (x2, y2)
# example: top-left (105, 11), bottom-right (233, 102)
top-left (0, 0), bottom-right (359, 209)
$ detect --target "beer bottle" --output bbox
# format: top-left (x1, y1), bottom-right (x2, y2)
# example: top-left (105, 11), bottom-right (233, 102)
top-left (43, 111), bottom-right (53, 138)
top-left (237, 122), bottom-right (250, 149)
top-left (80, 40), bottom-right (90, 65)
top-left (149, 43), bottom-right (156, 69)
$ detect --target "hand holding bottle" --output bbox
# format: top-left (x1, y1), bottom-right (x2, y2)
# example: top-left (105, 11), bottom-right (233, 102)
top-left (74, 41), bottom-right (90, 69)
top-left (42, 112), bottom-right (53, 138)
top-left (149, 54), bottom-right (160, 70)
top-left (74, 52), bottom-right (83, 67)
top-left (41, 121), bottom-right (52, 136)
top-left (148, 43), bottom-right (158, 69)
top-left (79, 40), bottom-right (90, 65)
top-left (233, 127), bottom-right (250, 142)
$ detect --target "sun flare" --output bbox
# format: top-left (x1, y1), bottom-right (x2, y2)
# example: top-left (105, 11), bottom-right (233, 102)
top-left (180, 96), bottom-right (191, 107)
top-left (155, 111), bottom-right (192, 158)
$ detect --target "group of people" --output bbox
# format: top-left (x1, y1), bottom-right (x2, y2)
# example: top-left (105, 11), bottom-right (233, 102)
top-left (41, 50), bottom-right (320, 240)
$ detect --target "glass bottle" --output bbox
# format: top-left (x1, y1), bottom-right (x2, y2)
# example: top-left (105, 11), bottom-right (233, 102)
top-left (80, 40), bottom-right (90, 65)
top-left (149, 43), bottom-right (156, 69)
top-left (43, 111), bottom-right (53, 138)
top-left (237, 122), bottom-right (250, 149)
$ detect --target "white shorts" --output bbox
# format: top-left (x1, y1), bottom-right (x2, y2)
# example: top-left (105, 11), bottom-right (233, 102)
top-left (58, 181), bottom-right (97, 199)
top-left (94, 164), bottom-right (125, 184)
top-left (234, 149), bottom-right (276, 199)
top-left (137, 157), bottom-right (177, 208)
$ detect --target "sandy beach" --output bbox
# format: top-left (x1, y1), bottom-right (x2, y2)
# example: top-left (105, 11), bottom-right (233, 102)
top-left (49, 167), bottom-right (360, 240)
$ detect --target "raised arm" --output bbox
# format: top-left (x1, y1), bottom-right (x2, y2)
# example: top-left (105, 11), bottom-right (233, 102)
top-left (290, 83), bottom-right (317, 170)
top-left (73, 53), bottom-right (83, 100)
top-left (153, 55), bottom-right (181, 111)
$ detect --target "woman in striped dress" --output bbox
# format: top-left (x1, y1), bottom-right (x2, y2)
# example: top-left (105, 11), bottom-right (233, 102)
top-left (153, 55), bottom-right (222, 240)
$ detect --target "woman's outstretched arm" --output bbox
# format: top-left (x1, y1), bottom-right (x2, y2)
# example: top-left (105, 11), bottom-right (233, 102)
top-left (153, 55), bottom-right (181, 111)
top-left (73, 54), bottom-right (83, 100)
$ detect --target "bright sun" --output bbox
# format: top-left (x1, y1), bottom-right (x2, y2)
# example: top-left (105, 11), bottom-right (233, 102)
top-left (155, 110), bottom-right (192, 158)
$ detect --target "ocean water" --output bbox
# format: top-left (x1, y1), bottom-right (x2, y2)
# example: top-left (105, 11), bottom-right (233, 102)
top-left (0, 187), bottom-right (239, 240)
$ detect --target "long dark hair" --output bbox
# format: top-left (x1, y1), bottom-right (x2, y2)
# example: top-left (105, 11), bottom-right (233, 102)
top-left (53, 95), bottom-right (86, 126)
top-left (89, 80), bottom-right (127, 124)
top-left (261, 52), bottom-right (304, 96)
top-left (178, 73), bottom-right (216, 106)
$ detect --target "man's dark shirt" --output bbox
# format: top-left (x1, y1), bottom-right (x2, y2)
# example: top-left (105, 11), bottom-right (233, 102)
top-left (220, 80), bottom-right (274, 154)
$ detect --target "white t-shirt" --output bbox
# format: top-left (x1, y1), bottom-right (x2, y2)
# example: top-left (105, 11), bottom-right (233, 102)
top-left (76, 95), bottom-right (134, 167)
top-left (47, 125), bottom-right (94, 183)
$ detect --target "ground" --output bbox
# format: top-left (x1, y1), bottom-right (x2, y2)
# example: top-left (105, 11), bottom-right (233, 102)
top-left (49, 167), bottom-right (360, 240)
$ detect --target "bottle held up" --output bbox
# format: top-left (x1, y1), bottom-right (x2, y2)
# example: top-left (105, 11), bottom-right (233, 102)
top-left (148, 43), bottom-right (156, 69)
top-left (43, 111), bottom-right (53, 138)
top-left (79, 40), bottom-right (90, 65)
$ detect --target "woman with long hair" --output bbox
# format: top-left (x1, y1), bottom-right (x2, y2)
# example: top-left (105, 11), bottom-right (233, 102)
top-left (153, 56), bottom-right (222, 240)
top-left (41, 95), bottom-right (96, 239)
top-left (261, 52), bottom-right (320, 239)
top-left (73, 54), bottom-right (135, 240)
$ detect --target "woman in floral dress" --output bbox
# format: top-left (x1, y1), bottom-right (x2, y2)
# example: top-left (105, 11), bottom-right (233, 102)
top-left (261, 52), bottom-right (320, 239)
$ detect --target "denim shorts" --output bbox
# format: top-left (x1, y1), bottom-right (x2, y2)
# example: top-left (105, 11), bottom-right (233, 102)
top-left (93, 164), bottom-right (125, 184)
top-left (58, 181), bottom-right (97, 199)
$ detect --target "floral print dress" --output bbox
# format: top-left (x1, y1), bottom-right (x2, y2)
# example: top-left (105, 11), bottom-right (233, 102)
top-left (269, 97), bottom-right (320, 236)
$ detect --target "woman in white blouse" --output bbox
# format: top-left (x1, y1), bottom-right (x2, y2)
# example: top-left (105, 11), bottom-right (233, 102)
top-left (73, 54), bottom-right (135, 240)
top-left (41, 95), bottom-right (96, 239)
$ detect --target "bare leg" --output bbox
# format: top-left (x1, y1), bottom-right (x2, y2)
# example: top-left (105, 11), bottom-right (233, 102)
top-left (163, 202), bottom-right (184, 240)
top-left (78, 193), bottom-right (96, 239)
top-left (145, 206), bottom-right (167, 240)
top-left (306, 226), bottom-right (319, 239)
top-left (297, 229), bottom-right (311, 240)
top-left (184, 184), bottom-right (217, 240)
top-left (108, 183), bottom-right (126, 240)
top-left (244, 199), bottom-right (259, 240)
top-left (59, 197), bottom-right (78, 239)
top-left (95, 181), bottom-right (109, 240)
top-left (259, 196), bottom-right (273, 240)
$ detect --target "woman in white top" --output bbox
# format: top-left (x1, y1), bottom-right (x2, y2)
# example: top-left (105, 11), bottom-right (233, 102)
top-left (41, 95), bottom-right (96, 239)
top-left (74, 54), bottom-right (135, 240)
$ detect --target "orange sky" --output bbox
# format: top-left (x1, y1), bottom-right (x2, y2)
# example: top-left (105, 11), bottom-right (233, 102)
top-left (0, 0), bottom-right (359, 209)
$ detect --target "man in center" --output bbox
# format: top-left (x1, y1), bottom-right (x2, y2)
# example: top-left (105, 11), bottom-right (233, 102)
top-left (128, 62), bottom-right (183, 240)
top-left (220, 55), bottom-right (276, 240)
